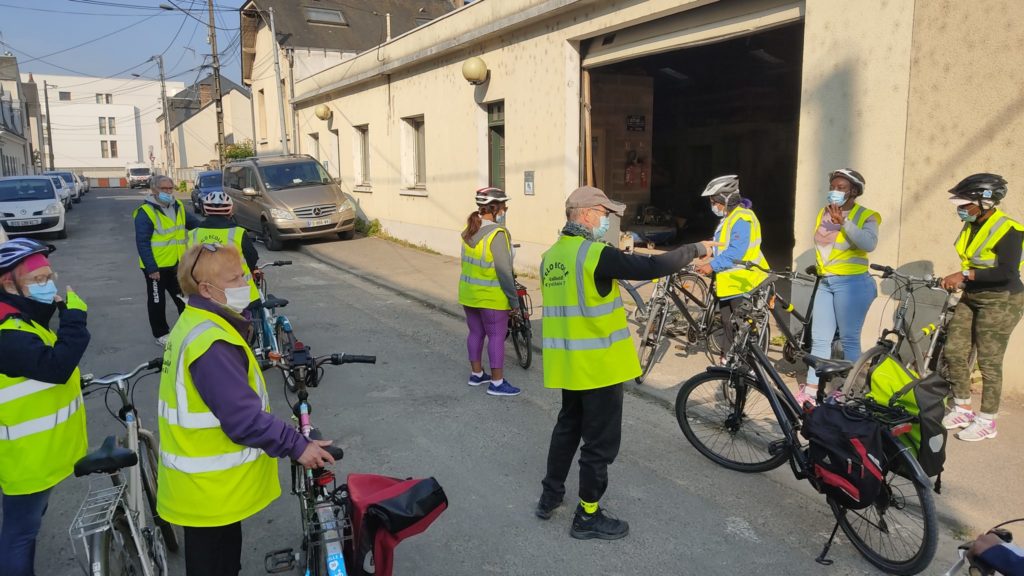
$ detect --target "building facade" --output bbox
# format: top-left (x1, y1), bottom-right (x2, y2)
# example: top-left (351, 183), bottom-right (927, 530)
top-left (21, 73), bottom-right (185, 178)
top-left (0, 56), bottom-right (33, 176)
top-left (283, 0), bottom-right (1024, 389)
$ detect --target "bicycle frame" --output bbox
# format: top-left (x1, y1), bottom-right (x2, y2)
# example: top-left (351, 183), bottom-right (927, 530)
top-left (868, 266), bottom-right (953, 375)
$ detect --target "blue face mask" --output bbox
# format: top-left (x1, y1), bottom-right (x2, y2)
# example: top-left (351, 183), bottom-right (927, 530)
top-left (957, 208), bottom-right (977, 222)
top-left (495, 211), bottom-right (506, 225)
top-left (593, 215), bottom-right (610, 239)
top-left (26, 279), bottom-right (58, 304)
top-left (827, 190), bottom-right (847, 206)
top-left (157, 192), bottom-right (174, 204)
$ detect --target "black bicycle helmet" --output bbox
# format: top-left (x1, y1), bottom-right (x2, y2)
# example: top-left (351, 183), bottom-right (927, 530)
top-left (948, 173), bottom-right (1007, 203)
top-left (475, 187), bottom-right (509, 206)
top-left (829, 168), bottom-right (866, 194)
top-left (0, 238), bottom-right (55, 275)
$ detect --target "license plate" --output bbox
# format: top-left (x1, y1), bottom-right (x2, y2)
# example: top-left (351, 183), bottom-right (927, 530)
top-left (307, 218), bottom-right (331, 227)
top-left (9, 218), bottom-right (41, 226)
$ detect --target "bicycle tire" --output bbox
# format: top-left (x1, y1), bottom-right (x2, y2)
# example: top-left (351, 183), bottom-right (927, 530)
top-left (842, 345), bottom-right (892, 399)
top-left (830, 442), bottom-right (938, 575)
top-left (674, 370), bottom-right (788, 472)
top-left (672, 273), bottom-right (710, 330)
top-left (636, 300), bottom-right (668, 384)
top-left (511, 321), bottom-right (532, 369)
top-left (138, 432), bottom-right (180, 553)
top-left (92, 510), bottom-right (146, 576)
top-left (276, 321), bottom-right (298, 392)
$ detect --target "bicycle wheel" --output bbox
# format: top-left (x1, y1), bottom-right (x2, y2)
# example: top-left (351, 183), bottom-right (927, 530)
top-left (91, 510), bottom-right (146, 576)
top-left (830, 442), bottom-right (938, 575)
top-left (138, 432), bottom-right (180, 552)
top-left (675, 371), bottom-right (788, 472)
top-left (511, 320), bottom-right (532, 369)
top-left (842, 345), bottom-right (891, 399)
top-left (276, 322), bottom-right (298, 392)
top-left (636, 300), bottom-right (669, 384)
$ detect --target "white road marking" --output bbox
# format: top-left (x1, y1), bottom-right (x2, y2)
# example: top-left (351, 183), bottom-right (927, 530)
top-left (725, 516), bottom-right (761, 542)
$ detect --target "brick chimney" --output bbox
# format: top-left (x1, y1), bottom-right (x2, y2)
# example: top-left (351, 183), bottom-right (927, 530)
top-left (199, 84), bottom-right (212, 107)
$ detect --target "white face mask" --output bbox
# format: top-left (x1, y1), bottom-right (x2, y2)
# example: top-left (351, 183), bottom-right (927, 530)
top-left (208, 283), bottom-right (250, 313)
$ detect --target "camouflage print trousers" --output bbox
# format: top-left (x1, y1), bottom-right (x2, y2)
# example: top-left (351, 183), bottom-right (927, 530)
top-left (943, 290), bottom-right (1024, 415)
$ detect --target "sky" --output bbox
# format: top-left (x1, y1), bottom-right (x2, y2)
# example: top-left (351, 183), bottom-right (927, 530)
top-left (0, 0), bottom-right (246, 87)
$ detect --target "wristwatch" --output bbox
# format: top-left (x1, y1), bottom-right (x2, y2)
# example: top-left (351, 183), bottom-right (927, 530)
top-left (962, 270), bottom-right (971, 281)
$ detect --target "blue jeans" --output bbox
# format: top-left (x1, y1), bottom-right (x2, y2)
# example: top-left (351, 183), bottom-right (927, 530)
top-left (806, 273), bottom-right (877, 385)
top-left (0, 488), bottom-right (52, 576)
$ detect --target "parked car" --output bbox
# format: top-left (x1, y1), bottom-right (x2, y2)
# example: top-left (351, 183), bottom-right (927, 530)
top-left (77, 173), bottom-right (90, 194)
top-left (47, 175), bottom-right (72, 210)
top-left (44, 171), bottom-right (82, 203)
top-left (222, 154), bottom-right (356, 251)
top-left (126, 162), bottom-right (152, 189)
top-left (0, 176), bottom-right (68, 239)
top-left (191, 170), bottom-right (223, 215)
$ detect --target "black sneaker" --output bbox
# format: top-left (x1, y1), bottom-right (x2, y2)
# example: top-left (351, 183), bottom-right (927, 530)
top-left (535, 496), bottom-right (563, 520)
top-left (570, 505), bottom-right (629, 540)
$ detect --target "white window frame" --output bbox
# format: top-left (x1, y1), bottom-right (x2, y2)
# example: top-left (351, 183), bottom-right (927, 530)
top-left (400, 116), bottom-right (426, 194)
top-left (353, 124), bottom-right (370, 190)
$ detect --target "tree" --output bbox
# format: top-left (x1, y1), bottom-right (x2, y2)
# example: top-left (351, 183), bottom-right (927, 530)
top-left (223, 140), bottom-right (254, 160)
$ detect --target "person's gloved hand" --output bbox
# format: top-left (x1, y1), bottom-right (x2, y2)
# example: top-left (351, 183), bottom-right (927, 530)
top-left (65, 286), bottom-right (88, 312)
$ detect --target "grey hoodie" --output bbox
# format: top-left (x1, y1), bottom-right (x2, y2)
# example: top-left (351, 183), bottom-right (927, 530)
top-left (466, 222), bottom-right (519, 309)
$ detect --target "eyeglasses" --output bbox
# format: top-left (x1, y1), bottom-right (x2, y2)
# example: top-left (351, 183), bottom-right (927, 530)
top-left (591, 207), bottom-right (611, 216)
top-left (189, 243), bottom-right (221, 284)
top-left (23, 271), bottom-right (57, 286)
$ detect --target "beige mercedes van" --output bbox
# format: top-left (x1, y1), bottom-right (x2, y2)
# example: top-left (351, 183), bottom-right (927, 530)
top-left (222, 154), bottom-right (356, 250)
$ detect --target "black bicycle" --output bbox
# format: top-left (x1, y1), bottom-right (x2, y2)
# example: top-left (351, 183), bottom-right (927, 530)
top-left (674, 287), bottom-right (938, 575)
top-left (507, 279), bottom-right (533, 369)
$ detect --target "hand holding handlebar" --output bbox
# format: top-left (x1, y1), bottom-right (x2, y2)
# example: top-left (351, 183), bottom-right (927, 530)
top-left (297, 439), bottom-right (336, 470)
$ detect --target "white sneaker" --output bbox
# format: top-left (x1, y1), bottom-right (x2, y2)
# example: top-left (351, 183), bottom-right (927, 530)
top-left (156, 335), bottom-right (170, 347)
top-left (941, 407), bottom-right (974, 429)
top-left (956, 419), bottom-right (997, 442)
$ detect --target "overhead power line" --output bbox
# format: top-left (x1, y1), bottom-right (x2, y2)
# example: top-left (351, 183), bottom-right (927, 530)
top-left (18, 13), bottom-right (161, 65)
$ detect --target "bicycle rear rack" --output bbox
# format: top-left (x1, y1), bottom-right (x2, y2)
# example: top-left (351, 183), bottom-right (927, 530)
top-left (69, 482), bottom-right (126, 541)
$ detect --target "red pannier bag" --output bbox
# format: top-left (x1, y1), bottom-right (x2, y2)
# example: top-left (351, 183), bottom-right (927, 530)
top-left (344, 474), bottom-right (448, 576)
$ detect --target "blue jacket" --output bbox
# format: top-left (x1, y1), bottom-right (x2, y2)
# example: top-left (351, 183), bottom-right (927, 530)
top-left (710, 218), bottom-right (752, 273)
top-left (0, 292), bottom-right (90, 385)
top-left (134, 197), bottom-right (200, 274)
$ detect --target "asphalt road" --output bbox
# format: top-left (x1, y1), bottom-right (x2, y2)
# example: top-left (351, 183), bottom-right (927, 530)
top-left (27, 189), bottom-right (959, 575)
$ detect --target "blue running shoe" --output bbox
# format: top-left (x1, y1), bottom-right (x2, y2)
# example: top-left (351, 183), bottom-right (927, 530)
top-left (487, 380), bottom-right (521, 396)
top-left (468, 372), bottom-right (491, 387)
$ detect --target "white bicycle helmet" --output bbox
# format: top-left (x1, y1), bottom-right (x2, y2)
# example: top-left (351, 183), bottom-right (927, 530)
top-left (203, 191), bottom-right (233, 216)
top-left (475, 187), bottom-right (509, 206)
top-left (828, 168), bottom-right (866, 194)
top-left (701, 175), bottom-right (740, 204)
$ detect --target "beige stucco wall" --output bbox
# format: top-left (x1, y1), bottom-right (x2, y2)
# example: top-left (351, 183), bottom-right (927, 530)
top-left (171, 91), bottom-right (253, 169)
top-left (249, 23), bottom-right (293, 155)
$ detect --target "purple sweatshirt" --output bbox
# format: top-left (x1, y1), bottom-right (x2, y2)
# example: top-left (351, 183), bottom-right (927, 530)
top-left (187, 296), bottom-right (309, 460)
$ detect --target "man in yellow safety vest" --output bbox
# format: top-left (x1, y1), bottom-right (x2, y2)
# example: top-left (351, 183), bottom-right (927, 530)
top-left (186, 191), bottom-right (260, 308)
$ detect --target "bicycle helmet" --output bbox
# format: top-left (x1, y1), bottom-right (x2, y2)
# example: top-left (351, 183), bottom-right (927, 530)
top-left (0, 238), bottom-right (55, 276)
top-left (828, 168), bottom-right (866, 194)
top-left (948, 173), bottom-right (1007, 204)
top-left (701, 175), bottom-right (740, 205)
top-left (475, 187), bottom-right (509, 206)
top-left (203, 191), bottom-right (233, 216)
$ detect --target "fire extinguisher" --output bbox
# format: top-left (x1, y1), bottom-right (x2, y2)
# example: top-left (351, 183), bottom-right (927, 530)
top-left (625, 164), bottom-right (634, 186)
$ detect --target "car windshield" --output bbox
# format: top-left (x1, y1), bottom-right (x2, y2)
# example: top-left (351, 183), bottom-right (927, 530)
top-left (0, 180), bottom-right (55, 202)
top-left (49, 177), bottom-right (64, 188)
top-left (58, 173), bottom-right (74, 184)
top-left (198, 174), bottom-right (221, 188)
top-left (130, 168), bottom-right (151, 176)
top-left (258, 161), bottom-right (330, 191)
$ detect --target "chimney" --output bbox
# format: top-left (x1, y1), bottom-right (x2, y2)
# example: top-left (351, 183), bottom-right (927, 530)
top-left (453, 0), bottom-right (465, 6)
top-left (199, 84), bottom-right (212, 107)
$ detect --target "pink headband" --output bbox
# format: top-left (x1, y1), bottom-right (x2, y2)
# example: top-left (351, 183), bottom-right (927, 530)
top-left (20, 253), bottom-right (50, 274)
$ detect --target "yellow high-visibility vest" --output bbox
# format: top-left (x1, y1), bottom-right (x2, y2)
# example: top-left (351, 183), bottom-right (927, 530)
top-left (714, 207), bottom-right (769, 298)
top-left (156, 305), bottom-right (279, 527)
top-left (133, 201), bottom-right (187, 269)
top-left (541, 235), bottom-right (640, 390)
top-left (187, 226), bottom-right (260, 303)
top-left (458, 225), bottom-right (512, 310)
top-left (0, 314), bottom-right (87, 495)
top-left (815, 204), bottom-right (881, 276)
top-left (955, 208), bottom-right (1024, 272)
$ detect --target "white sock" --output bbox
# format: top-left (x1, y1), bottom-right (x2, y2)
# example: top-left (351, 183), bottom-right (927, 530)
top-left (472, 371), bottom-right (484, 378)
top-left (977, 412), bottom-right (997, 424)
top-left (491, 378), bottom-right (504, 386)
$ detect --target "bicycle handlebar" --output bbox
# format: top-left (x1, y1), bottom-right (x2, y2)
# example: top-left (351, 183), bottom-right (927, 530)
top-left (260, 260), bottom-right (292, 267)
top-left (82, 357), bottom-right (162, 387)
top-left (329, 353), bottom-right (376, 365)
top-left (869, 263), bottom-right (942, 288)
top-left (741, 261), bottom-right (816, 283)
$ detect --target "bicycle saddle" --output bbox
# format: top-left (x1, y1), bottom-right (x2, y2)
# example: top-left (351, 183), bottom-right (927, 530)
top-left (802, 356), bottom-right (853, 378)
top-left (74, 435), bottom-right (138, 477)
top-left (261, 295), bottom-right (289, 310)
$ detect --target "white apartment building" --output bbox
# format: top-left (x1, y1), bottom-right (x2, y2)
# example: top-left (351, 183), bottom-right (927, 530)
top-left (21, 73), bottom-right (184, 178)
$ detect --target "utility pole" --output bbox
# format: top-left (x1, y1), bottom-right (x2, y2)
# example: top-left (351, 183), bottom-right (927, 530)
top-left (43, 81), bottom-right (54, 171)
top-left (207, 0), bottom-right (226, 167)
top-left (269, 7), bottom-right (289, 154)
top-left (155, 55), bottom-right (173, 177)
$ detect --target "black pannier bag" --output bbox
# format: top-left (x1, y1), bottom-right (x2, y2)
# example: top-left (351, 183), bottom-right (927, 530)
top-left (802, 403), bottom-right (888, 510)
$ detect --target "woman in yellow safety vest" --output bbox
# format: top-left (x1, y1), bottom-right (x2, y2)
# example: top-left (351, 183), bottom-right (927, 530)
top-left (803, 168), bottom-right (881, 405)
top-left (0, 238), bottom-right (90, 575)
top-left (695, 175), bottom-right (769, 363)
top-left (156, 243), bottom-right (335, 575)
top-left (939, 173), bottom-right (1023, 442)
top-left (457, 187), bottom-right (521, 397)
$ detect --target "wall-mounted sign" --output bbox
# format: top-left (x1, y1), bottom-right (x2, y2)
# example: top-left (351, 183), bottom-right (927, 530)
top-left (626, 115), bottom-right (646, 132)
top-left (524, 170), bottom-right (535, 195)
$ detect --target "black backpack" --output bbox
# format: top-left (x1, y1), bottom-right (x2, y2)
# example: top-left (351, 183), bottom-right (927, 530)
top-left (802, 403), bottom-right (889, 510)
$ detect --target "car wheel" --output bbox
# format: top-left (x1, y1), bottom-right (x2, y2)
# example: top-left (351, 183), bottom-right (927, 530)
top-left (56, 224), bottom-right (68, 240)
top-left (337, 230), bottom-right (355, 240)
top-left (66, 199), bottom-right (73, 211)
top-left (262, 220), bottom-right (285, 251)
top-left (73, 195), bottom-right (82, 203)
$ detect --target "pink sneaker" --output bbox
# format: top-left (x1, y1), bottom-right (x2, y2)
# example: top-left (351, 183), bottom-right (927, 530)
top-left (941, 407), bottom-right (975, 430)
top-left (957, 420), bottom-right (997, 442)
top-left (795, 385), bottom-right (818, 407)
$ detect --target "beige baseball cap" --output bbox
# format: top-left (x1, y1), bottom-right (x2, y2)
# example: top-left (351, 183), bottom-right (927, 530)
top-left (566, 186), bottom-right (626, 216)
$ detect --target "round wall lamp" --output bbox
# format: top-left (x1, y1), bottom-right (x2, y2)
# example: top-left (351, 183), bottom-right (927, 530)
top-left (462, 56), bottom-right (489, 85)
top-left (314, 104), bottom-right (333, 121)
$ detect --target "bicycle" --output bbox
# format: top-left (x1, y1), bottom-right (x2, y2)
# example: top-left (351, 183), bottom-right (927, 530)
top-left (70, 358), bottom-right (180, 576)
top-left (634, 270), bottom-right (719, 383)
top-left (506, 277), bottom-right (534, 369)
top-left (842, 263), bottom-right (975, 399)
top-left (944, 518), bottom-right (1023, 576)
top-left (674, 285), bottom-right (938, 575)
top-left (249, 259), bottom-right (295, 360)
top-left (264, 340), bottom-right (376, 576)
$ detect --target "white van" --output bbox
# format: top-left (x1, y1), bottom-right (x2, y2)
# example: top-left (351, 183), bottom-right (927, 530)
top-left (126, 162), bottom-right (153, 189)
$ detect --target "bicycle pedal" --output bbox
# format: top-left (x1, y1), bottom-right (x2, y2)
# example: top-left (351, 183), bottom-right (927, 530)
top-left (264, 548), bottom-right (297, 573)
top-left (767, 439), bottom-right (789, 456)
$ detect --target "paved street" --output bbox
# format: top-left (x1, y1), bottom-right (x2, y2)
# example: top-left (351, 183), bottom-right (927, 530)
top-left (31, 189), bottom-right (961, 575)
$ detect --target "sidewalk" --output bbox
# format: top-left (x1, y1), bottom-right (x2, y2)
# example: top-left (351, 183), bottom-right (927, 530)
top-left (300, 234), bottom-right (1023, 536)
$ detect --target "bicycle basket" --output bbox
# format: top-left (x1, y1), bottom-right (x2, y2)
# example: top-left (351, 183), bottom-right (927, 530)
top-left (866, 355), bottom-right (951, 479)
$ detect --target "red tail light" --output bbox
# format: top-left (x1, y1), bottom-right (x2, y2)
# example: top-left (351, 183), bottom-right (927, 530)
top-left (891, 423), bottom-right (912, 437)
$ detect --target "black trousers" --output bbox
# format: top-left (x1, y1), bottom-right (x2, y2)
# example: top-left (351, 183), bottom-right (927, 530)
top-left (541, 383), bottom-right (624, 504)
top-left (144, 266), bottom-right (185, 338)
top-left (718, 298), bottom-right (743, 352)
top-left (183, 522), bottom-right (242, 576)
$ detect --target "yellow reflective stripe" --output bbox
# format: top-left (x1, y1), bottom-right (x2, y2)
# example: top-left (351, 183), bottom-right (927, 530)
top-left (0, 396), bottom-right (81, 441)
top-left (159, 446), bottom-right (263, 474)
top-left (542, 327), bottom-right (632, 351)
top-left (0, 379), bottom-right (57, 405)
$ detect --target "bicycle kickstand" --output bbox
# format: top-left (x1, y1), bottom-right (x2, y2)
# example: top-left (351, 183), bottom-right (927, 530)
top-left (815, 521), bottom-right (839, 566)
